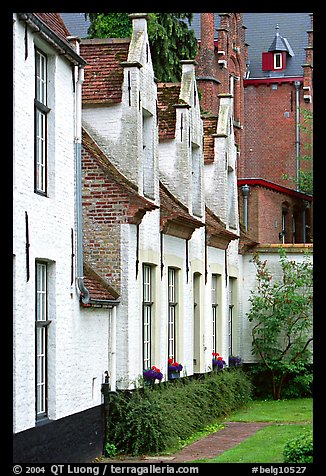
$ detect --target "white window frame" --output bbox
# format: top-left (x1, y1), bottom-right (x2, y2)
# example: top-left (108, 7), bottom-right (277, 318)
top-left (168, 268), bottom-right (177, 361)
top-left (35, 261), bottom-right (51, 420)
top-left (274, 52), bottom-right (283, 70)
top-left (211, 274), bottom-right (218, 354)
top-left (34, 49), bottom-right (49, 195)
top-left (228, 277), bottom-right (235, 357)
top-left (143, 264), bottom-right (153, 370)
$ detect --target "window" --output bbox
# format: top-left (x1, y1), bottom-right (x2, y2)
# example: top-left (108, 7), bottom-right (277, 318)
top-left (168, 268), bottom-right (178, 361)
top-left (193, 272), bottom-right (201, 370)
top-left (35, 261), bottom-right (51, 420)
top-left (142, 109), bottom-right (154, 199)
top-left (211, 274), bottom-right (218, 354)
top-left (143, 265), bottom-right (153, 370)
top-left (35, 49), bottom-right (50, 195)
top-left (228, 277), bottom-right (236, 357)
top-left (191, 144), bottom-right (202, 217)
top-left (274, 52), bottom-right (282, 69)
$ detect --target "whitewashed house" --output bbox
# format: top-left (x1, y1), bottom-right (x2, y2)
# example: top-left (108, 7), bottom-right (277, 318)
top-left (13, 13), bottom-right (118, 463)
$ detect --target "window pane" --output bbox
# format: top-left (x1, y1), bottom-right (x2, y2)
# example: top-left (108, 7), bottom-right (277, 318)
top-left (36, 326), bottom-right (46, 415)
top-left (36, 51), bottom-right (47, 105)
top-left (211, 274), bottom-right (217, 304)
top-left (36, 263), bottom-right (47, 321)
top-left (168, 306), bottom-right (175, 360)
top-left (36, 110), bottom-right (46, 192)
top-left (168, 268), bottom-right (175, 303)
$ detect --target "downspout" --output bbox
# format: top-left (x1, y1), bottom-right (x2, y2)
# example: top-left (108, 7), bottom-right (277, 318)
top-left (110, 306), bottom-right (117, 392)
top-left (241, 184), bottom-right (250, 232)
top-left (294, 81), bottom-right (301, 191)
top-left (74, 59), bottom-right (90, 304)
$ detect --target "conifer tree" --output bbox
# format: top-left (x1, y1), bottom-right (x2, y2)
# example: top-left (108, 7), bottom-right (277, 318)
top-left (85, 13), bottom-right (198, 82)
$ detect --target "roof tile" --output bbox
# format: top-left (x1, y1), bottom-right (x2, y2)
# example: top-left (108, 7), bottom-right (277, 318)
top-left (80, 40), bottom-right (130, 104)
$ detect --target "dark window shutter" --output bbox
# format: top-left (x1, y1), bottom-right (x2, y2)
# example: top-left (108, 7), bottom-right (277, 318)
top-left (262, 52), bottom-right (274, 71)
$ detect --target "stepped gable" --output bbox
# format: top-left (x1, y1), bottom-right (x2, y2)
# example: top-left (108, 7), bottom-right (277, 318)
top-left (80, 38), bottom-right (130, 104)
top-left (160, 182), bottom-right (204, 240)
top-left (157, 82), bottom-right (188, 140)
top-left (82, 127), bottom-right (158, 225)
top-left (205, 206), bottom-right (239, 250)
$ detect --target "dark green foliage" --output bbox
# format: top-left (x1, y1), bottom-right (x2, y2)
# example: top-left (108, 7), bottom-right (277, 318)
top-left (283, 430), bottom-right (313, 463)
top-left (244, 363), bottom-right (313, 400)
top-left (105, 368), bottom-right (252, 456)
top-left (85, 13), bottom-right (198, 82)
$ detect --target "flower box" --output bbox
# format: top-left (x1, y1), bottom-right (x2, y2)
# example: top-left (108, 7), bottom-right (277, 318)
top-left (212, 352), bottom-right (226, 370)
top-left (143, 366), bottom-right (163, 385)
top-left (167, 358), bottom-right (183, 380)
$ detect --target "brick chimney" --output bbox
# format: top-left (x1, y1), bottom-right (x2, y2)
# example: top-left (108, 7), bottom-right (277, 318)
top-left (196, 13), bottom-right (220, 115)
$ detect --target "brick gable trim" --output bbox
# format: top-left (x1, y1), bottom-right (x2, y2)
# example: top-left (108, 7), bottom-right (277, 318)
top-left (160, 182), bottom-right (204, 240)
top-left (205, 206), bottom-right (239, 250)
top-left (82, 127), bottom-right (158, 225)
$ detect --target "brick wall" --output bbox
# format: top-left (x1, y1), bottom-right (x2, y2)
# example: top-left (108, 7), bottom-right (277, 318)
top-left (238, 185), bottom-right (311, 243)
top-left (243, 82), bottom-right (304, 188)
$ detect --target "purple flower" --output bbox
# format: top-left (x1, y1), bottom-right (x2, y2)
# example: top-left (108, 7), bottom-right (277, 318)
top-left (143, 366), bottom-right (163, 382)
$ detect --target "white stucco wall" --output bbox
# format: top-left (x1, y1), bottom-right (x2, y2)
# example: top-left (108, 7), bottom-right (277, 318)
top-left (13, 14), bottom-right (108, 434)
top-left (239, 245), bottom-right (313, 362)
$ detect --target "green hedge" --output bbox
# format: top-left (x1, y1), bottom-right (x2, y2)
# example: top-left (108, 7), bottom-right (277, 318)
top-left (105, 368), bottom-right (252, 455)
top-left (283, 430), bottom-right (313, 463)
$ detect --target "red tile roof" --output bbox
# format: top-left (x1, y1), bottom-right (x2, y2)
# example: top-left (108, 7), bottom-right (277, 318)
top-left (157, 83), bottom-right (187, 140)
top-left (34, 13), bottom-right (71, 44)
top-left (80, 39), bottom-right (130, 105)
top-left (83, 262), bottom-right (119, 306)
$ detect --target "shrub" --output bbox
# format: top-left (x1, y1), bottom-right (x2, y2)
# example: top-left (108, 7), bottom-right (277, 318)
top-left (244, 363), bottom-right (313, 400)
top-left (283, 430), bottom-right (313, 463)
top-left (105, 368), bottom-right (252, 456)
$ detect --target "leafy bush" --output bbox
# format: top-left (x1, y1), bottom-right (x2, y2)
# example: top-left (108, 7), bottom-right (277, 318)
top-left (283, 430), bottom-right (313, 463)
top-left (105, 368), bottom-right (252, 456)
top-left (244, 363), bottom-right (313, 400)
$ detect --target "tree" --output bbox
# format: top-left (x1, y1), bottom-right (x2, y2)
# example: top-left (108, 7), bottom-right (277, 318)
top-left (247, 249), bottom-right (313, 400)
top-left (282, 108), bottom-right (313, 195)
top-left (85, 13), bottom-right (198, 82)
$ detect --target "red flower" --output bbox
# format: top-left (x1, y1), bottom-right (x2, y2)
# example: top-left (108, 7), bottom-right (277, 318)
top-left (168, 358), bottom-right (174, 364)
top-left (217, 356), bottom-right (223, 361)
top-left (172, 362), bottom-right (179, 367)
top-left (212, 352), bottom-right (220, 357)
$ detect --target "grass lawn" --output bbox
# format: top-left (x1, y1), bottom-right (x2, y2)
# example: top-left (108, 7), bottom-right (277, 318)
top-left (193, 398), bottom-right (313, 464)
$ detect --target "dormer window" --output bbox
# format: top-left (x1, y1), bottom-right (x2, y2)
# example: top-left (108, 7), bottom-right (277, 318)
top-left (261, 24), bottom-right (294, 73)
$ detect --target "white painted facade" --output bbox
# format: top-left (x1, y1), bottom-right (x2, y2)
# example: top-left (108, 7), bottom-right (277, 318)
top-left (13, 12), bottom-right (313, 451)
top-left (13, 13), bottom-right (109, 435)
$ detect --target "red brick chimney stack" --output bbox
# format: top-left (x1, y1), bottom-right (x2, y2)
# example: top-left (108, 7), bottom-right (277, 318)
top-left (196, 13), bottom-right (220, 115)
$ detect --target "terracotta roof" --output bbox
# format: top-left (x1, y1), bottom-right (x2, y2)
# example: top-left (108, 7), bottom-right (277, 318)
top-left (82, 262), bottom-right (119, 307)
top-left (80, 39), bottom-right (130, 105)
top-left (157, 83), bottom-right (188, 140)
top-left (205, 207), bottom-right (239, 250)
top-left (202, 116), bottom-right (218, 163)
top-left (82, 127), bottom-right (158, 225)
top-left (35, 13), bottom-right (71, 40)
top-left (160, 182), bottom-right (204, 240)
